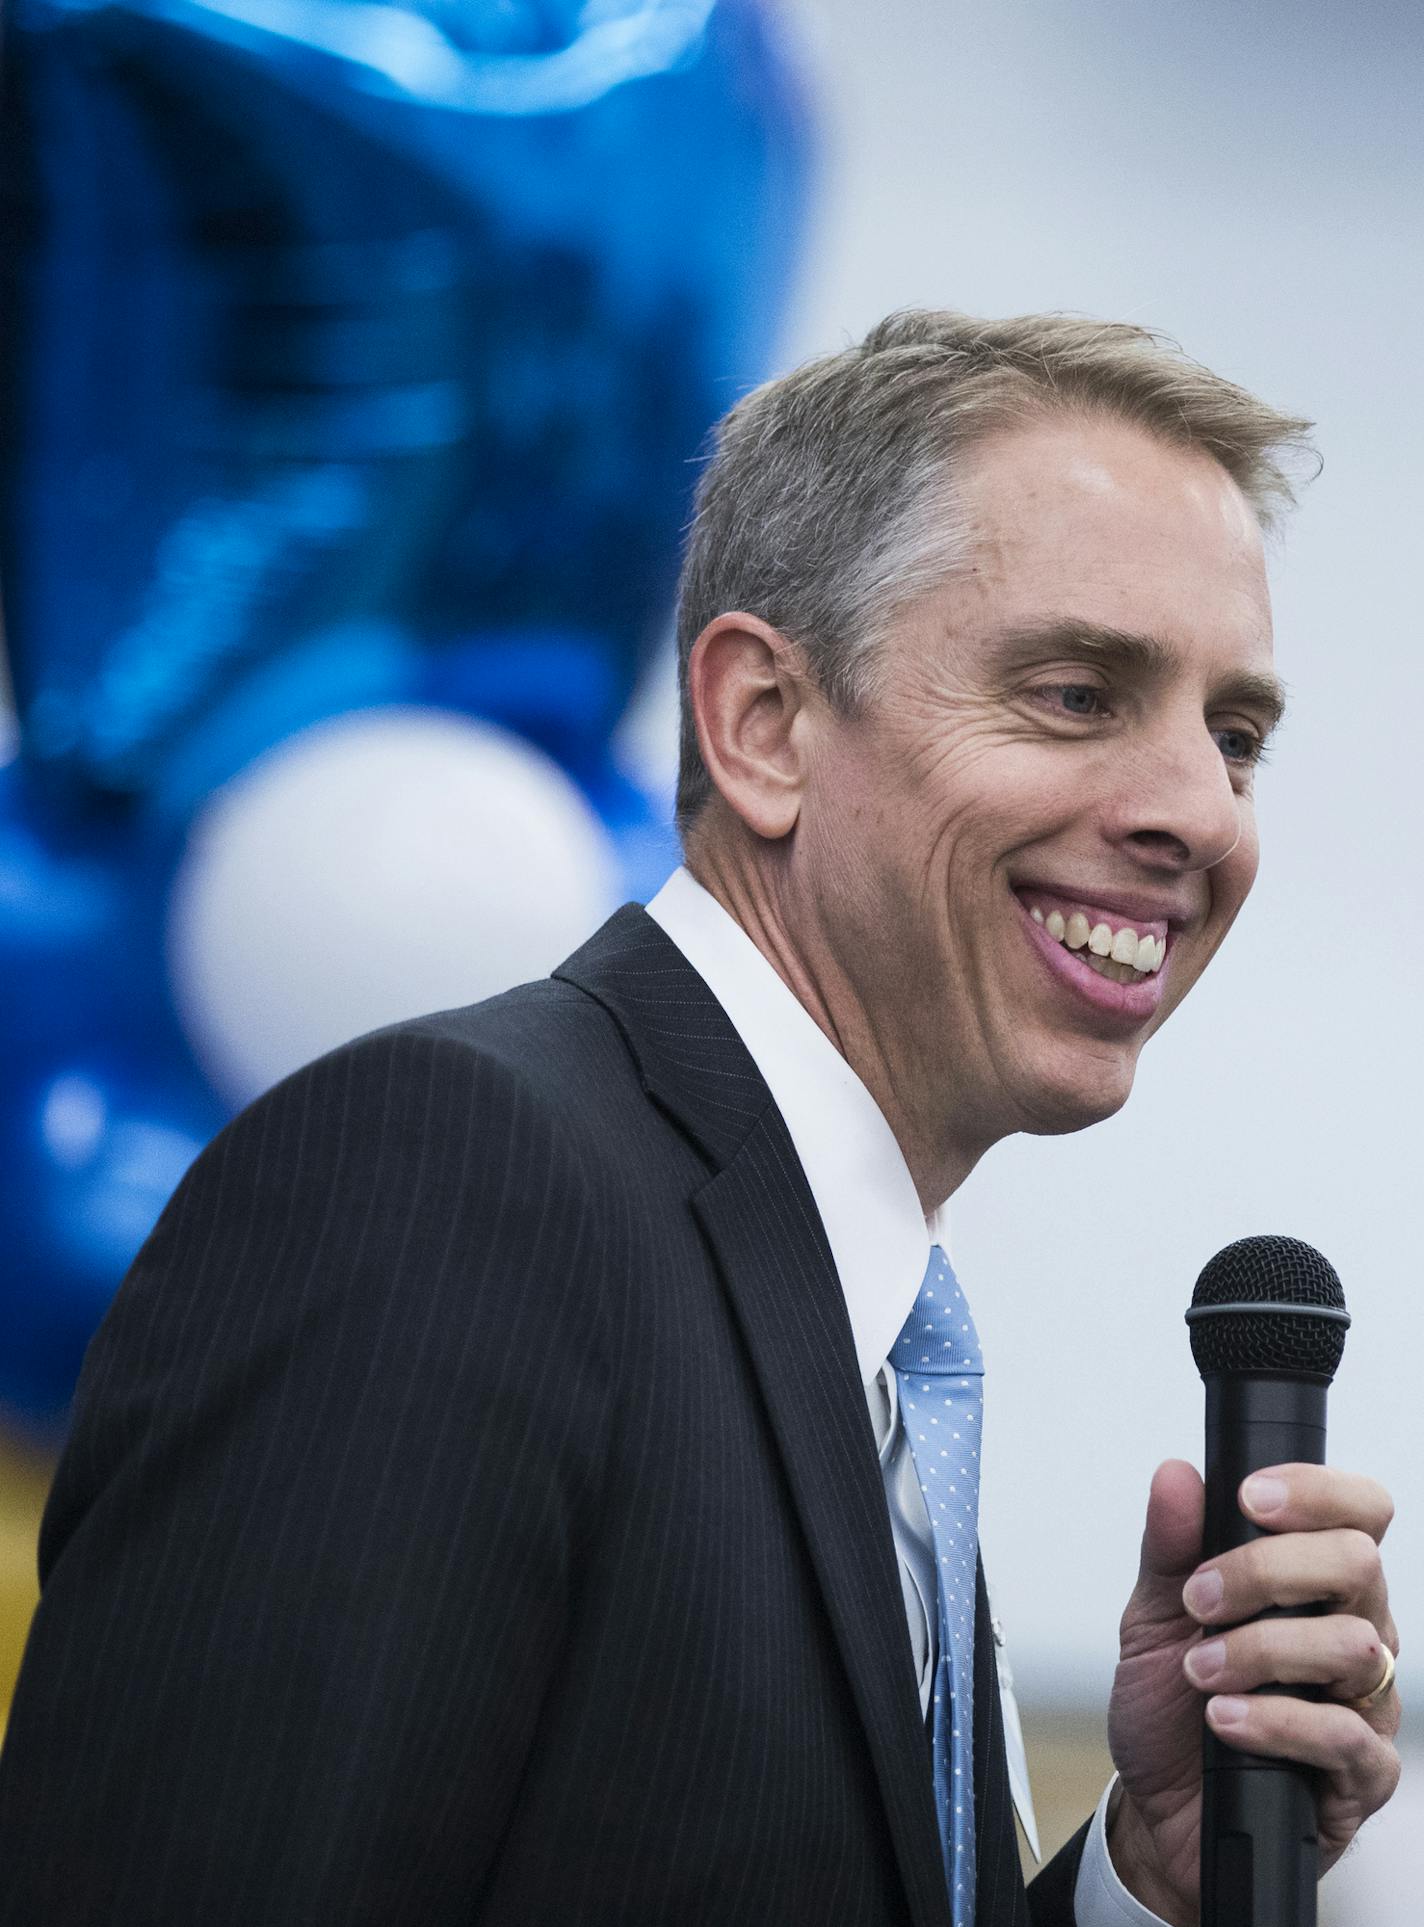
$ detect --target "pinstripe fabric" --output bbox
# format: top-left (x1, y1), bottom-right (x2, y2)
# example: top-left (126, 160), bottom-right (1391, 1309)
top-left (0, 905), bottom-right (1084, 1924)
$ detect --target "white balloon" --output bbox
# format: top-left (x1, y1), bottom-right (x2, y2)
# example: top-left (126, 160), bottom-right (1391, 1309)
top-left (169, 708), bottom-right (623, 1104)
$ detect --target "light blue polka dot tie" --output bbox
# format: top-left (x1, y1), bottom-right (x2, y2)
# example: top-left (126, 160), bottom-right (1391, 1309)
top-left (890, 1245), bottom-right (984, 1927)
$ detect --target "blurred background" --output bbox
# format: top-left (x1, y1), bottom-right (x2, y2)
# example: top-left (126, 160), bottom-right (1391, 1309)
top-left (1, 0), bottom-right (1419, 1911)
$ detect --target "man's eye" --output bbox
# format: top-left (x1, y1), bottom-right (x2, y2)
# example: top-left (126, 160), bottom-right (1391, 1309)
top-left (1215, 726), bottom-right (1266, 766)
top-left (1053, 685), bottom-right (1106, 716)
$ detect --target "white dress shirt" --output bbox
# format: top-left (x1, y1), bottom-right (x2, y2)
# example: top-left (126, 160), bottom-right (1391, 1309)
top-left (646, 866), bottom-right (1163, 1927)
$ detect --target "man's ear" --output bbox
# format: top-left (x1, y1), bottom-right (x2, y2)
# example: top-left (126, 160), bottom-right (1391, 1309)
top-left (687, 613), bottom-right (813, 841)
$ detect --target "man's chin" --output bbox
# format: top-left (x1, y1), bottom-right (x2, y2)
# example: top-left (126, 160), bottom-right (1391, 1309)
top-left (1017, 1059), bottom-right (1137, 1139)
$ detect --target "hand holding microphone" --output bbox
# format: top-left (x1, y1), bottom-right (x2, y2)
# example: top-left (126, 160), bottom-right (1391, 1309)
top-left (1103, 1237), bottom-right (1401, 1927)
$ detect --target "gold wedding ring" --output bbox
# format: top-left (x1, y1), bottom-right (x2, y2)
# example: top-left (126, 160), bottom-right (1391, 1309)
top-left (1347, 1644), bottom-right (1397, 1712)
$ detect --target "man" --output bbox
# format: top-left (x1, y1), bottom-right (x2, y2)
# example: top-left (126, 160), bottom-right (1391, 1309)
top-left (0, 311), bottom-right (1400, 1924)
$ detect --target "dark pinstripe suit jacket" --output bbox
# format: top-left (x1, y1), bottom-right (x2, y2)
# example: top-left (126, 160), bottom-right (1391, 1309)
top-left (0, 906), bottom-right (1088, 1924)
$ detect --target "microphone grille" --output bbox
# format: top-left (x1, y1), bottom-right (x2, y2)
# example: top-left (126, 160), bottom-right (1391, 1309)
top-left (1188, 1235), bottom-right (1348, 1381)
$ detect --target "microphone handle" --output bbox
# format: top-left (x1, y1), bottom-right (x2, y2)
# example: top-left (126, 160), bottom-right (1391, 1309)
top-left (1200, 1373), bottom-right (1328, 1927)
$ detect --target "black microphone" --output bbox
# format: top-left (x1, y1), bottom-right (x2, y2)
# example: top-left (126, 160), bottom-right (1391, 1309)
top-left (1185, 1235), bottom-right (1351, 1927)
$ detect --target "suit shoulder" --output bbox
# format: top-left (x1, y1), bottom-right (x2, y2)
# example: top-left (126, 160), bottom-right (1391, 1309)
top-left (204, 974), bottom-right (636, 1189)
top-left (42, 982), bottom-right (630, 1598)
top-left (68, 982), bottom-right (634, 1527)
top-left (401, 972), bottom-right (643, 1110)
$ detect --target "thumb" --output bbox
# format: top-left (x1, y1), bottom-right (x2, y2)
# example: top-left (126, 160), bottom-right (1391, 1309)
top-left (1125, 1459), bottom-right (1205, 1632)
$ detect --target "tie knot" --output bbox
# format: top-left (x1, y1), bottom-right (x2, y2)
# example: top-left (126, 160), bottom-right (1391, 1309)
top-left (889, 1245), bottom-right (983, 1377)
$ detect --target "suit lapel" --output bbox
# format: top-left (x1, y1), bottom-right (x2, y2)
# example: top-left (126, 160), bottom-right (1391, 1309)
top-left (693, 1113), bottom-right (952, 1927)
top-left (974, 1561), bottom-right (1034, 1926)
top-left (558, 905), bottom-right (1039, 1926)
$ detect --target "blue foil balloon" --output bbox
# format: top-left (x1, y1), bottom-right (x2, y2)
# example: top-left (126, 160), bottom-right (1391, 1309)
top-left (0, 0), bottom-right (811, 1433)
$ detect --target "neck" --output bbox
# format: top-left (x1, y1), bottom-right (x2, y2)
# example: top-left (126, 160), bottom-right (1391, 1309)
top-left (684, 824), bottom-right (989, 1213)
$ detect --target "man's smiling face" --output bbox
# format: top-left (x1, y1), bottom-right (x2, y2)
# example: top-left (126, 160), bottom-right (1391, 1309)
top-left (796, 411), bottom-right (1282, 1163)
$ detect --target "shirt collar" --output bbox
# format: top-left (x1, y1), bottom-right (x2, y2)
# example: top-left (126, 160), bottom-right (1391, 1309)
top-left (646, 866), bottom-right (948, 1385)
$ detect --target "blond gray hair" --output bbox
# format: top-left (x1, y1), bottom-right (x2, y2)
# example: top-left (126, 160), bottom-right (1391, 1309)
top-left (674, 308), bottom-right (1316, 831)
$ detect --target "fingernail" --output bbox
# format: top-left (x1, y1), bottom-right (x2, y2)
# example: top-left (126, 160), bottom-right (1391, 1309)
top-left (1242, 1474), bottom-right (1288, 1516)
top-left (1186, 1638), bottom-right (1226, 1684)
top-left (1209, 1695), bottom-right (1249, 1727)
top-left (1183, 1569), bottom-right (1224, 1618)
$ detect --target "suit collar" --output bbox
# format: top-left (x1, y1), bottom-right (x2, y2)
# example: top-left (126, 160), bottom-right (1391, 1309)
top-left (553, 902), bottom-right (769, 1169)
top-left (645, 865), bottom-right (941, 1385)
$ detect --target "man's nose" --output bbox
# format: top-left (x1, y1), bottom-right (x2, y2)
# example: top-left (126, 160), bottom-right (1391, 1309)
top-left (1109, 717), bottom-right (1245, 872)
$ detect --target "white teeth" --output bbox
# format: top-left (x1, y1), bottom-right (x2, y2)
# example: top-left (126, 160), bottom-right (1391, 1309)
top-left (1029, 902), bottom-right (1167, 977)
